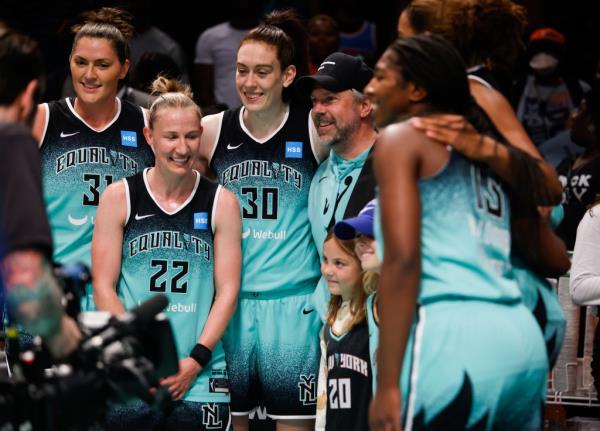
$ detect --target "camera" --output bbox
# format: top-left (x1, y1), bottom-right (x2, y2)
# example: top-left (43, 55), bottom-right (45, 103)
top-left (0, 263), bottom-right (179, 430)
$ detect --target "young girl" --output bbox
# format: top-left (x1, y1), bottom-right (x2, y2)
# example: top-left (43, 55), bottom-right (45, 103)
top-left (316, 230), bottom-right (374, 431)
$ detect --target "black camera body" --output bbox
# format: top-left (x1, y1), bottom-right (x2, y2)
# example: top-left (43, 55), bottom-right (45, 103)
top-left (0, 263), bottom-right (179, 430)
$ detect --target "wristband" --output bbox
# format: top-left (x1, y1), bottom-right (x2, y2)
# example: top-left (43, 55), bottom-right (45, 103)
top-left (190, 343), bottom-right (212, 368)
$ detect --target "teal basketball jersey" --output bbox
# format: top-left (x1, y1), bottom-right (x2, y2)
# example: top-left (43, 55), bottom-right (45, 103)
top-left (418, 151), bottom-right (520, 303)
top-left (209, 104), bottom-right (321, 295)
top-left (39, 98), bottom-right (154, 268)
top-left (118, 169), bottom-right (228, 403)
top-left (377, 151), bottom-right (520, 303)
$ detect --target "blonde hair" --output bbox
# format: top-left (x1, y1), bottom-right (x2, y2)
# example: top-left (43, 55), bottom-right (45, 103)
top-left (148, 76), bottom-right (202, 129)
top-left (324, 231), bottom-right (367, 329)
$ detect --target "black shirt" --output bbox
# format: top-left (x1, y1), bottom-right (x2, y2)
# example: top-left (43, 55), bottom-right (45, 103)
top-left (0, 121), bottom-right (52, 260)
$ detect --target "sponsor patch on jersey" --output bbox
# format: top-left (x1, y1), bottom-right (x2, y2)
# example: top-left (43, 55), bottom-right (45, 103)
top-left (194, 212), bottom-right (209, 230)
top-left (120, 130), bottom-right (138, 147)
top-left (285, 141), bottom-right (303, 159)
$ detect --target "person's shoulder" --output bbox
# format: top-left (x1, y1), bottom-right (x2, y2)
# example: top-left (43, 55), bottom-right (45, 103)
top-left (0, 121), bottom-right (36, 150)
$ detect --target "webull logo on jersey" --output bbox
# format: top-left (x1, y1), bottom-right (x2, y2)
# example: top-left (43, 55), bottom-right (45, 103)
top-left (243, 227), bottom-right (287, 240)
top-left (221, 160), bottom-right (302, 190)
top-left (128, 230), bottom-right (211, 261)
top-left (55, 147), bottom-right (139, 174)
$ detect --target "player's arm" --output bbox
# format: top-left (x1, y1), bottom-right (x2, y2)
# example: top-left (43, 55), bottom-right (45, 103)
top-left (91, 180), bottom-right (127, 315)
top-left (198, 187), bottom-right (241, 349)
top-left (369, 124), bottom-right (422, 431)
top-left (161, 187), bottom-right (241, 400)
top-left (195, 112), bottom-right (222, 178)
top-left (470, 81), bottom-right (562, 201)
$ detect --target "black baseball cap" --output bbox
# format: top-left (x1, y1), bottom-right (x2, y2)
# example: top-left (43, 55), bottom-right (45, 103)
top-left (296, 52), bottom-right (374, 96)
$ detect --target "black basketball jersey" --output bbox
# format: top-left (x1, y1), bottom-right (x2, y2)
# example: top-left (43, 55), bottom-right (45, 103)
top-left (39, 97), bottom-right (154, 267)
top-left (119, 169), bottom-right (228, 402)
top-left (208, 103), bottom-right (320, 295)
top-left (324, 320), bottom-right (372, 431)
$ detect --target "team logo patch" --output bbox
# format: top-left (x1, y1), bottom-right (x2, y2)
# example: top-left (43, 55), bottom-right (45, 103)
top-left (194, 212), bottom-right (209, 230)
top-left (285, 141), bottom-right (303, 159)
top-left (120, 130), bottom-right (138, 147)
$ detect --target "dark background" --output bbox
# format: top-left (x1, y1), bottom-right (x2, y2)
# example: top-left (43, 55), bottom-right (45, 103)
top-left (1, 0), bottom-right (598, 103)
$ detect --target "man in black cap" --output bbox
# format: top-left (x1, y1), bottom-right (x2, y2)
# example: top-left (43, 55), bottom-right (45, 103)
top-left (296, 52), bottom-right (378, 319)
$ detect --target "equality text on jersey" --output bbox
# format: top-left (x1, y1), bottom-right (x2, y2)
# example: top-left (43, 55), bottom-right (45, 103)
top-left (55, 146), bottom-right (140, 175)
top-left (221, 159), bottom-right (302, 190)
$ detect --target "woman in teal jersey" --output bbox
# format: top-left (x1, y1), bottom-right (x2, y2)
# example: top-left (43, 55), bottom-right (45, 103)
top-left (32, 7), bottom-right (155, 312)
top-left (197, 9), bottom-right (328, 430)
top-left (398, 0), bottom-right (570, 368)
top-left (366, 35), bottom-right (551, 431)
top-left (92, 77), bottom-right (241, 430)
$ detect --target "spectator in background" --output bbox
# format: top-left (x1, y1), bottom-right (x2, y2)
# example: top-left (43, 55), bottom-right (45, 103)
top-left (129, 51), bottom-right (181, 95)
top-left (307, 14), bottom-right (339, 75)
top-left (556, 83), bottom-right (600, 250)
top-left (569, 196), bottom-right (600, 398)
top-left (124, 0), bottom-right (190, 84)
top-left (193, 0), bottom-right (262, 112)
top-left (517, 28), bottom-right (590, 147)
top-left (329, 0), bottom-right (377, 67)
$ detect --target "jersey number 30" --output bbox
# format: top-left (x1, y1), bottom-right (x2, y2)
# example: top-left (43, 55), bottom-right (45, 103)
top-left (240, 186), bottom-right (279, 220)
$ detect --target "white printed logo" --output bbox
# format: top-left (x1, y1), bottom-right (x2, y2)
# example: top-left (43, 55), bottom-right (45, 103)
top-left (60, 131), bottom-right (80, 138)
top-left (135, 213), bottom-right (154, 221)
top-left (241, 228), bottom-right (251, 239)
top-left (68, 214), bottom-right (88, 226)
top-left (227, 142), bottom-right (243, 150)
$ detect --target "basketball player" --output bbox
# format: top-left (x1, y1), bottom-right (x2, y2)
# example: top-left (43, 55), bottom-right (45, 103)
top-left (32, 7), bottom-right (155, 311)
top-left (197, 9), bottom-right (327, 431)
top-left (92, 76), bottom-right (241, 430)
top-left (366, 35), bottom-right (548, 430)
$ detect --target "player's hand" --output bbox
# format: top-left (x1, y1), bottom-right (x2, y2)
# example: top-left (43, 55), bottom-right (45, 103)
top-left (160, 357), bottom-right (202, 400)
top-left (411, 115), bottom-right (487, 161)
top-left (369, 386), bottom-right (402, 431)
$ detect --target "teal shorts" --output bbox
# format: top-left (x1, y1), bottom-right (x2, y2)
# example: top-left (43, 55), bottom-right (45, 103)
top-left (513, 262), bottom-right (566, 367)
top-left (222, 289), bottom-right (321, 419)
top-left (400, 300), bottom-right (548, 430)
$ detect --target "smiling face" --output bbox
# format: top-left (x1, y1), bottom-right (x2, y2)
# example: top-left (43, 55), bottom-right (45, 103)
top-left (355, 235), bottom-right (380, 272)
top-left (144, 106), bottom-right (202, 177)
top-left (236, 40), bottom-right (296, 113)
top-left (70, 36), bottom-right (128, 106)
top-left (310, 87), bottom-right (363, 149)
top-left (364, 49), bottom-right (416, 128)
top-left (321, 237), bottom-right (363, 302)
